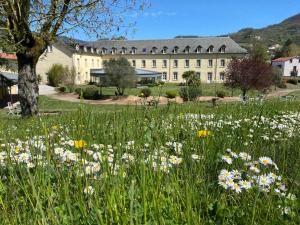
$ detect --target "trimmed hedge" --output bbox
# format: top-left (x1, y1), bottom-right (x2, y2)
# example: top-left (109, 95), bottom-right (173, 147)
top-left (82, 87), bottom-right (102, 100)
top-left (165, 90), bottom-right (177, 99)
top-left (179, 86), bottom-right (202, 101)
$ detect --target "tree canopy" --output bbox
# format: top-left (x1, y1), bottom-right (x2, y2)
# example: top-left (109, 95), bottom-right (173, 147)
top-left (0, 0), bottom-right (145, 116)
top-left (225, 58), bottom-right (273, 97)
top-left (103, 57), bottom-right (137, 96)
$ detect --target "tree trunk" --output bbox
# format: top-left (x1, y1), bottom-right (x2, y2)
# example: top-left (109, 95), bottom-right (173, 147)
top-left (17, 55), bottom-right (39, 116)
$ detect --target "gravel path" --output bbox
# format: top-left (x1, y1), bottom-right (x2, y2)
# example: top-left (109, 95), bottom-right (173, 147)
top-left (39, 85), bottom-right (57, 95)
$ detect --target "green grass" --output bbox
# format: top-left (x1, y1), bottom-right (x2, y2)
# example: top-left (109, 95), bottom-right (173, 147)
top-left (0, 99), bottom-right (300, 224)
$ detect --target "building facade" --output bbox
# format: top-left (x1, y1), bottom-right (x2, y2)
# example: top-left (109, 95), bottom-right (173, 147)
top-left (272, 56), bottom-right (300, 77)
top-left (36, 36), bottom-right (247, 84)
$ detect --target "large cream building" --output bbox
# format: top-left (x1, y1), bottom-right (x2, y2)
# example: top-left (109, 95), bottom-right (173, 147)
top-left (36, 36), bottom-right (247, 84)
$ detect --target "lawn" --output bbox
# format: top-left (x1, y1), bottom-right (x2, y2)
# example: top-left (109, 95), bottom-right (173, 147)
top-left (0, 98), bottom-right (300, 224)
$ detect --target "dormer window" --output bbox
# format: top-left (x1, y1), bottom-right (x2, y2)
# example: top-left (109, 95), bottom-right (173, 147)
top-left (102, 48), bottom-right (107, 54)
top-left (84, 46), bottom-right (87, 52)
top-left (151, 47), bottom-right (157, 54)
top-left (142, 48), bottom-right (147, 53)
top-left (207, 45), bottom-right (214, 53)
top-left (219, 45), bottom-right (226, 53)
top-left (173, 46), bottom-right (179, 54)
top-left (184, 46), bottom-right (190, 53)
top-left (131, 47), bottom-right (137, 54)
top-left (91, 48), bottom-right (94, 53)
top-left (196, 46), bottom-right (202, 53)
top-left (111, 47), bottom-right (117, 54)
top-left (75, 44), bottom-right (80, 51)
top-left (162, 46), bottom-right (168, 54)
top-left (121, 47), bottom-right (127, 54)
top-left (96, 48), bottom-right (100, 54)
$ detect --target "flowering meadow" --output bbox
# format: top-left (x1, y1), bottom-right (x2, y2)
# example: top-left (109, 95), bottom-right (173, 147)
top-left (0, 101), bottom-right (300, 224)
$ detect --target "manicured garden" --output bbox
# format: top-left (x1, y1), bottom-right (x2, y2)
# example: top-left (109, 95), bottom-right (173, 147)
top-left (0, 98), bottom-right (299, 224)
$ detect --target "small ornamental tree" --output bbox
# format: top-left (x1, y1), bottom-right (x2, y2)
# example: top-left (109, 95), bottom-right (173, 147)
top-left (103, 58), bottom-right (137, 96)
top-left (225, 58), bottom-right (273, 99)
top-left (182, 70), bottom-right (201, 86)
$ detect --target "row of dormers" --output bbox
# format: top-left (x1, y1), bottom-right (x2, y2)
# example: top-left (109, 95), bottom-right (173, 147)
top-left (74, 44), bottom-right (227, 55)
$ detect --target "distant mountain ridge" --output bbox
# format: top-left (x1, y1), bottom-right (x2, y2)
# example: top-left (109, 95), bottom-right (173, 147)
top-left (229, 13), bottom-right (300, 48)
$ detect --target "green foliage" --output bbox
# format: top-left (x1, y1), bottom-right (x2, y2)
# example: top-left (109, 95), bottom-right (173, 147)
top-left (165, 90), bottom-right (178, 98)
top-left (47, 64), bottom-right (65, 87)
top-left (140, 88), bottom-right (151, 97)
top-left (82, 87), bottom-right (102, 100)
top-left (103, 58), bottom-right (137, 96)
top-left (47, 64), bottom-right (76, 87)
top-left (179, 86), bottom-right (202, 101)
top-left (182, 70), bottom-right (201, 86)
top-left (216, 90), bottom-right (226, 98)
top-left (250, 40), bottom-right (269, 62)
top-left (286, 79), bottom-right (298, 85)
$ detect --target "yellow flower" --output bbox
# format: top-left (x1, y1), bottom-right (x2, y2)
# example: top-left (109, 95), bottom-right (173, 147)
top-left (15, 147), bottom-right (20, 153)
top-left (52, 125), bottom-right (59, 130)
top-left (196, 130), bottom-right (211, 138)
top-left (74, 140), bottom-right (87, 149)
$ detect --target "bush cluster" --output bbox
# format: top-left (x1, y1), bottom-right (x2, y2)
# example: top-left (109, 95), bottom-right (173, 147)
top-left (82, 87), bottom-right (102, 100)
top-left (140, 88), bottom-right (152, 97)
top-left (216, 90), bottom-right (226, 98)
top-left (286, 79), bottom-right (298, 85)
top-left (165, 90), bottom-right (178, 99)
top-left (179, 86), bottom-right (202, 101)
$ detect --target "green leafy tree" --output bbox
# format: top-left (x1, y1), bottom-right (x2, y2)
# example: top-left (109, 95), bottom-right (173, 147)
top-left (47, 64), bottom-right (65, 87)
top-left (272, 67), bottom-right (283, 90)
top-left (0, 1), bottom-right (145, 116)
top-left (182, 70), bottom-right (201, 86)
top-left (276, 39), bottom-right (300, 57)
top-left (250, 41), bottom-right (269, 62)
top-left (103, 58), bottom-right (137, 96)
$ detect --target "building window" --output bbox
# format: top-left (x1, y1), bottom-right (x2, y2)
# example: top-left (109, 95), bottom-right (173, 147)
top-left (77, 73), bottom-right (81, 82)
top-left (142, 48), bottom-right (147, 53)
top-left (112, 48), bottom-right (117, 54)
top-left (173, 72), bottom-right (178, 81)
top-left (196, 59), bottom-right (201, 67)
top-left (132, 47), bottom-right (137, 54)
top-left (208, 59), bottom-right (213, 67)
top-left (220, 59), bottom-right (225, 67)
top-left (151, 47), bottom-right (157, 54)
top-left (162, 47), bottom-right (168, 54)
top-left (102, 48), bottom-right (107, 54)
top-left (185, 60), bottom-right (189, 68)
top-left (142, 60), bottom-right (146, 68)
top-left (196, 72), bottom-right (201, 79)
top-left (121, 47), bottom-right (127, 54)
top-left (207, 45), bottom-right (214, 53)
top-left (132, 60), bottom-right (136, 67)
top-left (162, 72), bottom-right (167, 81)
top-left (220, 72), bottom-right (225, 81)
top-left (152, 60), bottom-right (156, 68)
top-left (85, 72), bottom-right (88, 81)
top-left (173, 60), bottom-right (178, 68)
top-left (196, 46), bottom-right (202, 53)
top-left (208, 72), bottom-right (213, 82)
top-left (219, 45), bottom-right (226, 53)
top-left (85, 59), bottom-right (88, 67)
top-left (84, 46), bottom-right (87, 52)
top-left (173, 46), bottom-right (179, 54)
top-left (163, 60), bottom-right (167, 68)
top-left (184, 46), bottom-right (190, 53)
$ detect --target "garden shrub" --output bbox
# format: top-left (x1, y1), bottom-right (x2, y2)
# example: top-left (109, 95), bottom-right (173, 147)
top-left (140, 88), bottom-right (152, 97)
top-left (75, 87), bottom-right (85, 95)
top-left (179, 86), bottom-right (202, 101)
top-left (47, 64), bottom-right (64, 87)
top-left (82, 87), bottom-right (102, 100)
top-left (216, 90), bottom-right (226, 98)
top-left (58, 86), bottom-right (66, 93)
top-left (286, 79), bottom-right (298, 85)
top-left (166, 90), bottom-right (177, 99)
top-left (278, 81), bottom-right (287, 89)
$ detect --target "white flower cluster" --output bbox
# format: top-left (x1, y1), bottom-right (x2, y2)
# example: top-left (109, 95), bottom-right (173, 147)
top-left (218, 149), bottom-right (297, 214)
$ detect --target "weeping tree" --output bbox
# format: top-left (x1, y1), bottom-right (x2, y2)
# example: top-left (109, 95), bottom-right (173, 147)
top-left (0, 1), bottom-right (146, 116)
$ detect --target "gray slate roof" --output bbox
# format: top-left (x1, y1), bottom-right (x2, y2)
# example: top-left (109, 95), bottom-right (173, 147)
top-left (57, 36), bottom-right (247, 55)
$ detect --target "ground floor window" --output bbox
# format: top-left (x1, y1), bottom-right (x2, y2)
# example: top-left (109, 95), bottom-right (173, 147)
top-left (220, 72), bottom-right (225, 81)
top-left (196, 72), bottom-right (201, 79)
top-left (208, 72), bottom-right (213, 82)
top-left (162, 72), bottom-right (167, 81)
top-left (173, 72), bottom-right (178, 81)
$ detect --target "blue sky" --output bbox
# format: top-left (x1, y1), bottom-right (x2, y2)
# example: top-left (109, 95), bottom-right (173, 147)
top-left (128, 0), bottom-right (300, 40)
top-left (74, 0), bottom-right (300, 40)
